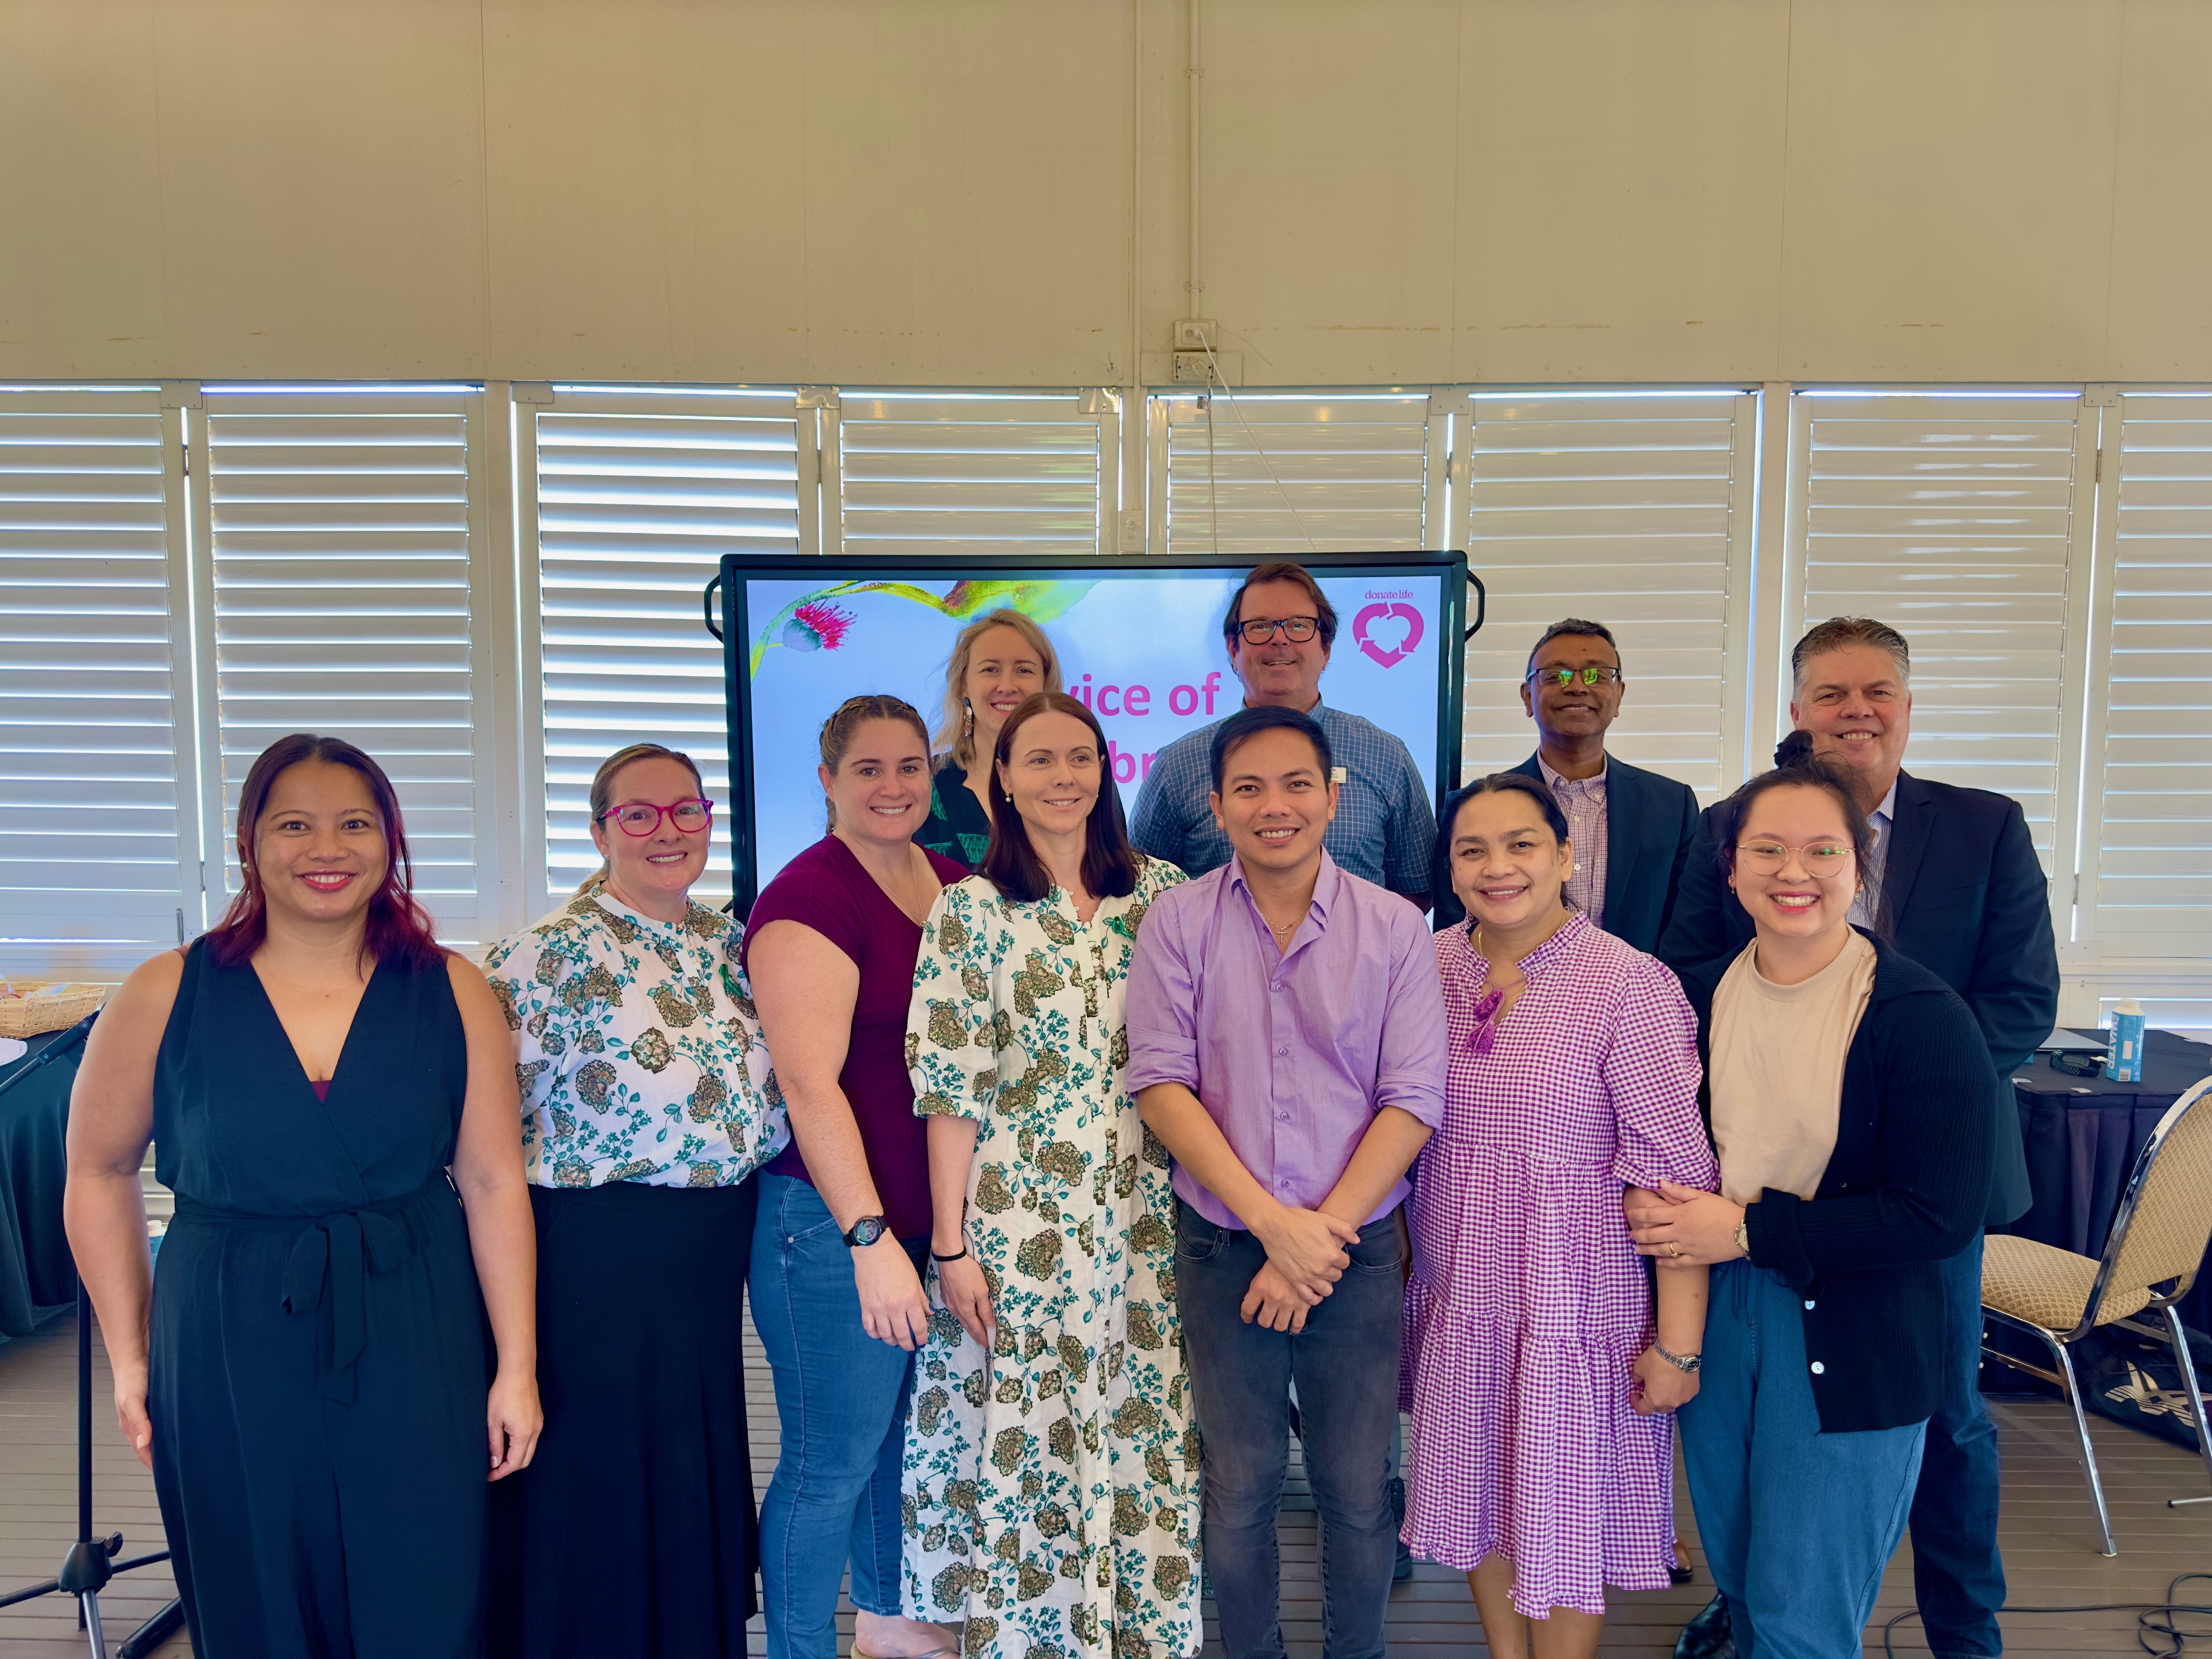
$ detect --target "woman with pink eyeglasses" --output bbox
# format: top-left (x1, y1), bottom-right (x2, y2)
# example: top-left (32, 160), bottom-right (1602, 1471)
top-left (484, 742), bottom-right (788, 1659)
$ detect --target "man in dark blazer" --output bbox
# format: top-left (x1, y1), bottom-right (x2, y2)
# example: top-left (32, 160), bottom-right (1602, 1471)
top-left (1496, 618), bottom-right (1701, 955)
top-left (1656, 617), bottom-right (2059, 1659)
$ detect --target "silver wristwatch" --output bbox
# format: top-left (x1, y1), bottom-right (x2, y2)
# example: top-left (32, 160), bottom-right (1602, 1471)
top-left (1654, 1340), bottom-right (1701, 1374)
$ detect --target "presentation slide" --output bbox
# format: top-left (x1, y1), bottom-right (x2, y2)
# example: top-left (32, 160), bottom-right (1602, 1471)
top-left (726, 556), bottom-right (1464, 899)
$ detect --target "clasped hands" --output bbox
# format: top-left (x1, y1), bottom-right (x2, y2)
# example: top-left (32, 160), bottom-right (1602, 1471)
top-left (1242, 1203), bottom-right (1362, 1333)
top-left (1624, 1181), bottom-right (1748, 1267)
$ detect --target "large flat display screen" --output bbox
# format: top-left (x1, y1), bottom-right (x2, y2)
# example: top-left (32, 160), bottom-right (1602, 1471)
top-left (716, 552), bottom-right (1469, 909)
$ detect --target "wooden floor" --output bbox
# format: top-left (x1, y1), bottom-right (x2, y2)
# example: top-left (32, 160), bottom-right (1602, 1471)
top-left (2, 1310), bottom-right (2207, 1657)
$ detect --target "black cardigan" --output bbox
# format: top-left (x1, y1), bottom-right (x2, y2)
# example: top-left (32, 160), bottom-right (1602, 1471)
top-left (1680, 933), bottom-right (1995, 1433)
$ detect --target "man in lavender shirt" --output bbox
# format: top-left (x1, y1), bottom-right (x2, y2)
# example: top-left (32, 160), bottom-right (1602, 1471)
top-left (1127, 704), bottom-right (1448, 1659)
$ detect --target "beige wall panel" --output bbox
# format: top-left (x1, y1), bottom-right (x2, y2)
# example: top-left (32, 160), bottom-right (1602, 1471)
top-left (482, 0), bottom-right (810, 383)
top-left (1135, 0), bottom-right (1190, 378)
top-left (793, 3), bottom-right (1130, 386)
top-left (1452, 0), bottom-right (1790, 383)
top-left (0, 2), bottom-right (167, 377)
top-left (1195, 0), bottom-right (1458, 385)
top-left (2106, 0), bottom-right (2212, 379)
top-left (1779, 0), bottom-right (2123, 382)
top-left (142, 0), bottom-right (489, 378)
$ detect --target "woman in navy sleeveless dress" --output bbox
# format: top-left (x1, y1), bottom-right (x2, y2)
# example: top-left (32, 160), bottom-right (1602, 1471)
top-left (65, 735), bottom-right (541, 1659)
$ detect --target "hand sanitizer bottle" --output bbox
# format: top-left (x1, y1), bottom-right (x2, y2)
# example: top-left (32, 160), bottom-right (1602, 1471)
top-left (2105, 998), bottom-right (2146, 1085)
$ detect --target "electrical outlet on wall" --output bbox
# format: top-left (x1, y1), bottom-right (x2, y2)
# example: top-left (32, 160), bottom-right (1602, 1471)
top-left (1173, 319), bottom-right (1217, 352)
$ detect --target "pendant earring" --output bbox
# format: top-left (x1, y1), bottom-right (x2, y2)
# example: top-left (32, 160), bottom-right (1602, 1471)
top-left (964, 699), bottom-right (974, 735)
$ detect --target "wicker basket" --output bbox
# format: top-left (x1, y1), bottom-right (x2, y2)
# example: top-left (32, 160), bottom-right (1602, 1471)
top-left (0, 981), bottom-right (110, 1040)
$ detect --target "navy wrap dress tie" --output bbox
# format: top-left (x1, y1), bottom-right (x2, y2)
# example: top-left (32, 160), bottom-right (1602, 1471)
top-left (148, 939), bottom-right (491, 1658)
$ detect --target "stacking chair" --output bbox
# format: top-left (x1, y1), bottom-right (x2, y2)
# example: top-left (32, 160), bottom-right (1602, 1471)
top-left (1981, 1075), bottom-right (2212, 1555)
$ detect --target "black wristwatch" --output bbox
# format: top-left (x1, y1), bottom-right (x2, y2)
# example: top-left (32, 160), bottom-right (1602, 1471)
top-left (843, 1215), bottom-right (889, 1248)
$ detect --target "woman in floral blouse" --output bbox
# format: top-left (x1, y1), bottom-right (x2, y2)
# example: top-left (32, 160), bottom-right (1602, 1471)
top-left (483, 742), bottom-right (785, 1659)
top-left (904, 691), bottom-right (1201, 1659)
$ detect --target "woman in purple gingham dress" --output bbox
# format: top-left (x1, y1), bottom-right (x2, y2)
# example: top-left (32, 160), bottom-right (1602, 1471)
top-left (1401, 776), bottom-right (1718, 1633)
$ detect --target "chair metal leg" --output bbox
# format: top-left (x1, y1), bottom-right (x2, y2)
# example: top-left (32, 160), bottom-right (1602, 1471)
top-left (2048, 1334), bottom-right (2118, 1555)
top-left (2163, 1303), bottom-right (2212, 1507)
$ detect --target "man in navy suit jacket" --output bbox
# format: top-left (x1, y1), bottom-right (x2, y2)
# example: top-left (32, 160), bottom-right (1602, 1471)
top-left (1487, 618), bottom-right (1701, 955)
top-left (1656, 618), bottom-right (2059, 1659)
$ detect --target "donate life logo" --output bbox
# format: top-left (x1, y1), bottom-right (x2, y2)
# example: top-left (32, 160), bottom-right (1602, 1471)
top-left (1351, 601), bottom-right (1425, 668)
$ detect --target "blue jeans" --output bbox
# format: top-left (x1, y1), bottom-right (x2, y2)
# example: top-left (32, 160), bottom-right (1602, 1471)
top-left (749, 1173), bottom-right (928, 1659)
top-left (1175, 1198), bottom-right (1404, 1659)
top-left (1680, 1260), bottom-right (1927, 1659)
top-left (1908, 1234), bottom-right (2007, 1656)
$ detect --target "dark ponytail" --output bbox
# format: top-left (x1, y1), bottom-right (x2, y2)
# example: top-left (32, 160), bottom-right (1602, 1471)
top-left (1774, 728), bottom-right (1816, 768)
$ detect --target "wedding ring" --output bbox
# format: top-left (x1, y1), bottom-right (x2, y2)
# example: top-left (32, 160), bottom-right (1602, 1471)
top-left (1666, 1242), bottom-right (1680, 1259)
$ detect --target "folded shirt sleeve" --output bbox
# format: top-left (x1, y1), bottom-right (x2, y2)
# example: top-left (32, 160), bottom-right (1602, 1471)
top-left (1122, 887), bottom-right (1200, 1096)
top-left (1371, 905), bottom-right (1448, 1130)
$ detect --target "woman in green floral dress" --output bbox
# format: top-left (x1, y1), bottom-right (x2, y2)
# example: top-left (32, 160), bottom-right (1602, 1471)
top-left (903, 691), bottom-right (1201, 1659)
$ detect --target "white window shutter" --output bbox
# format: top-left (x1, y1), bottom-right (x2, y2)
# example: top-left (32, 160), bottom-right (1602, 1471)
top-left (1155, 392), bottom-right (1430, 556)
top-left (836, 392), bottom-right (1108, 557)
top-left (1458, 392), bottom-right (1757, 803)
top-left (0, 389), bottom-right (192, 975)
top-left (195, 388), bottom-right (492, 947)
top-left (1789, 393), bottom-right (2084, 865)
top-left (525, 388), bottom-right (802, 912)
top-left (2083, 393), bottom-right (2212, 953)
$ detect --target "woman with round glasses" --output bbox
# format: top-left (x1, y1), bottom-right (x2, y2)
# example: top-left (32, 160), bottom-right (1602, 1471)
top-left (484, 741), bottom-right (787, 1659)
top-left (1624, 734), bottom-right (1994, 1659)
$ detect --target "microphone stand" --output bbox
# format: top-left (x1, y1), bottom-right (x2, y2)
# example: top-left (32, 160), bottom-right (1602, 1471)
top-left (0, 1016), bottom-right (187, 1656)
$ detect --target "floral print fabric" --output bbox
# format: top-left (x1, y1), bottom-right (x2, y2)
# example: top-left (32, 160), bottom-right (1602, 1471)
top-left (901, 860), bottom-right (1201, 1659)
top-left (484, 887), bottom-right (787, 1189)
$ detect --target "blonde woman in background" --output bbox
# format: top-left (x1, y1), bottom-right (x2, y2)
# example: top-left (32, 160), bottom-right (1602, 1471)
top-left (484, 742), bottom-right (787, 1659)
top-left (915, 608), bottom-right (1062, 871)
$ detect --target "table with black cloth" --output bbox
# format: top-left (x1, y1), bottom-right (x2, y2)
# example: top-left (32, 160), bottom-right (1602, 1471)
top-left (2006, 1028), bottom-right (2212, 1338)
top-left (0, 1027), bottom-right (81, 1340)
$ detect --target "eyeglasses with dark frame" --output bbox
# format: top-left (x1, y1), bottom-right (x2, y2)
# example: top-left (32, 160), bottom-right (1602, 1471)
top-left (599, 798), bottom-right (715, 837)
top-left (1229, 616), bottom-right (1322, 646)
top-left (1526, 665), bottom-right (1623, 689)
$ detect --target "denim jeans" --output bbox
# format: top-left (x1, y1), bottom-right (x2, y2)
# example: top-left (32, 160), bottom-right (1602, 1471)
top-left (1679, 1260), bottom-right (1928, 1659)
top-left (749, 1173), bottom-right (929, 1659)
top-left (1908, 1234), bottom-right (2007, 1656)
top-left (1175, 1198), bottom-right (1404, 1659)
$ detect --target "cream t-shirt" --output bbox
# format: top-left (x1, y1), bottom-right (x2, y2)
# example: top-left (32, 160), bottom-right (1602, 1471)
top-left (1708, 930), bottom-right (1877, 1205)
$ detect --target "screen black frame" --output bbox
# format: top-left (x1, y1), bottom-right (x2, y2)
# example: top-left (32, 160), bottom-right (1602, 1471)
top-left (714, 549), bottom-right (1472, 914)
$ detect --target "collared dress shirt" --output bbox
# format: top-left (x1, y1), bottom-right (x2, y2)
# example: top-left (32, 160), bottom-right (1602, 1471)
top-left (1848, 777), bottom-right (1899, 929)
top-left (1538, 755), bottom-right (1609, 931)
top-left (1124, 852), bottom-right (1449, 1228)
top-left (1129, 701), bottom-right (1438, 901)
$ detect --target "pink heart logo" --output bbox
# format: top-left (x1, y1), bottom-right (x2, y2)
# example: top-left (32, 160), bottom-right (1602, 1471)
top-left (1352, 602), bottom-right (1425, 668)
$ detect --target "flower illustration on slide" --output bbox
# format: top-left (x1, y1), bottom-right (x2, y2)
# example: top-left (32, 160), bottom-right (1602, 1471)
top-left (750, 578), bottom-right (1098, 675)
top-left (782, 600), bottom-right (854, 652)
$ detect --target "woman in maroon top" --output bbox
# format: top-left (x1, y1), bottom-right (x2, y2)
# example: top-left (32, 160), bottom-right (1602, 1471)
top-left (745, 695), bottom-right (969, 1659)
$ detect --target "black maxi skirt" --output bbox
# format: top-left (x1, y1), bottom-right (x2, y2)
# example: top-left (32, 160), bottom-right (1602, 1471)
top-left (490, 1177), bottom-right (760, 1658)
